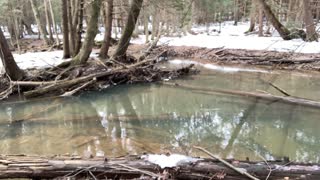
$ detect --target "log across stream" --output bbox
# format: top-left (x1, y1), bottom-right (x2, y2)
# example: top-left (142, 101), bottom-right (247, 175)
top-left (0, 154), bottom-right (319, 179)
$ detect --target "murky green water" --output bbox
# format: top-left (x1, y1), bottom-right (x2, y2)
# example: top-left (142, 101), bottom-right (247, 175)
top-left (1, 62), bottom-right (320, 162)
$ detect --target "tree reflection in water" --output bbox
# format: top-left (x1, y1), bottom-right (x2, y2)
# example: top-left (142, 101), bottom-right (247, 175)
top-left (0, 68), bottom-right (320, 162)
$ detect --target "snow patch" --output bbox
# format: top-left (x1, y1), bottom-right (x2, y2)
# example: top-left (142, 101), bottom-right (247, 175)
top-left (169, 59), bottom-right (269, 73)
top-left (0, 62), bottom-right (4, 75)
top-left (13, 51), bottom-right (67, 70)
top-left (142, 154), bottom-right (200, 168)
top-left (131, 21), bottom-right (320, 54)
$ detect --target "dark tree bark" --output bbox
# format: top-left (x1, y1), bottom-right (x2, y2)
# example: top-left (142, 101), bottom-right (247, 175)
top-left (62, 0), bottom-right (71, 59)
top-left (21, 20), bottom-right (34, 35)
top-left (303, 0), bottom-right (318, 42)
top-left (74, 0), bottom-right (84, 55)
top-left (71, 0), bottom-right (80, 56)
top-left (256, 0), bottom-right (292, 40)
top-left (112, 0), bottom-right (144, 61)
top-left (71, 0), bottom-right (102, 65)
top-left (68, 0), bottom-right (75, 55)
top-left (0, 28), bottom-right (23, 81)
top-left (99, 0), bottom-right (114, 59)
top-left (30, 0), bottom-right (51, 45)
top-left (258, 7), bottom-right (264, 37)
top-left (233, 0), bottom-right (240, 25)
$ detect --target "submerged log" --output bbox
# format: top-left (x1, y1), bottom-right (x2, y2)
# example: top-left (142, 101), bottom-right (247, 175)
top-left (162, 82), bottom-right (320, 109)
top-left (0, 155), bottom-right (319, 179)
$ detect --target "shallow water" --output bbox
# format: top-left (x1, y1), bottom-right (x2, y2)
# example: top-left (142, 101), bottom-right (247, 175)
top-left (1, 61), bottom-right (320, 162)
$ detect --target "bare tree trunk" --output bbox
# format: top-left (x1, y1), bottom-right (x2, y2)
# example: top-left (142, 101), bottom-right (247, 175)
top-left (62, 0), bottom-right (70, 58)
top-left (287, 0), bottom-right (297, 24)
top-left (234, 0), bottom-right (240, 25)
top-left (21, 20), bottom-right (34, 35)
top-left (303, 0), bottom-right (318, 41)
top-left (71, 0), bottom-right (79, 56)
top-left (0, 27), bottom-right (23, 81)
top-left (112, 0), bottom-right (144, 61)
top-left (71, 0), bottom-right (102, 65)
top-left (74, 0), bottom-right (84, 55)
top-left (151, 8), bottom-right (158, 40)
top-left (100, 0), bottom-right (114, 59)
top-left (295, 1), bottom-right (304, 28)
top-left (247, 0), bottom-right (257, 32)
top-left (256, 0), bottom-right (291, 40)
top-left (13, 17), bottom-right (21, 54)
top-left (68, 0), bottom-right (75, 55)
top-left (30, 0), bottom-right (51, 45)
top-left (44, 0), bottom-right (54, 43)
top-left (48, 0), bottom-right (60, 45)
top-left (317, 8), bottom-right (320, 24)
top-left (143, 6), bottom-right (149, 43)
top-left (258, 7), bottom-right (264, 37)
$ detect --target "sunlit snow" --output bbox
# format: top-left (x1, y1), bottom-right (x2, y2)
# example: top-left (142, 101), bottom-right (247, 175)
top-left (142, 154), bottom-right (200, 168)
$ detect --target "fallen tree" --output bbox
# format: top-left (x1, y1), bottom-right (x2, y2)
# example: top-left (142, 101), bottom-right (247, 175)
top-left (162, 46), bottom-right (320, 71)
top-left (162, 82), bottom-right (320, 109)
top-left (0, 154), bottom-right (319, 179)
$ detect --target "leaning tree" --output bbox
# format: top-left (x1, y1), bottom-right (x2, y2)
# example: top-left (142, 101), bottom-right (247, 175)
top-left (112, 0), bottom-right (144, 61)
top-left (71, 0), bottom-right (102, 65)
top-left (0, 27), bottom-right (24, 80)
top-left (255, 0), bottom-right (292, 40)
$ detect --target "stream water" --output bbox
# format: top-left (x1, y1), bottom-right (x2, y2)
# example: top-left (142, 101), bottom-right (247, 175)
top-left (0, 61), bottom-right (320, 162)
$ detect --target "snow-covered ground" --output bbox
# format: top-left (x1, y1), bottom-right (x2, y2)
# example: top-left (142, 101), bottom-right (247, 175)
top-left (13, 51), bottom-right (65, 69)
top-left (132, 21), bottom-right (320, 54)
top-left (142, 154), bottom-right (200, 168)
top-left (1, 21), bottom-right (320, 75)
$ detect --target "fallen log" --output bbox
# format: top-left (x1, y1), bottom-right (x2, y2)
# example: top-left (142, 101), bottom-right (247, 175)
top-left (162, 82), bottom-right (320, 109)
top-left (0, 155), bottom-right (319, 179)
top-left (22, 58), bottom-right (168, 98)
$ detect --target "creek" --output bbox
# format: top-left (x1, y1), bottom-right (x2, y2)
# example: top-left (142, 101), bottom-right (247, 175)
top-left (0, 60), bottom-right (319, 162)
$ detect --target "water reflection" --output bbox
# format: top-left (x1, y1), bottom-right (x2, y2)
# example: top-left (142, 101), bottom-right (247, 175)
top-left (0, 66), bottom-right (320, 163)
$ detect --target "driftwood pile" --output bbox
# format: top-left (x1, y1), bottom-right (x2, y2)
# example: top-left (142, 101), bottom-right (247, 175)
top-left (0, 153), bottom-right (319, 179)
top-left (0, 49), bottom-right (197, 100)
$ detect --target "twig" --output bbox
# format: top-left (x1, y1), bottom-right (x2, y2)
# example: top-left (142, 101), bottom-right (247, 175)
top-left (11, 81), bottom-right (57, 86)
top-left (109, 58), bottom-right (129, 69)
top-left (95, 58), bottom-right (109, 69)
top-left (61, 78), bottom-right (96, 97)
top-left (193, 146), bottom-right (260, 180)
top-left (64, 162), bottom-right (105, 178)
top-left (115, 163), bottom-right (161, 179)
top-left (259, 77), bottom-right (291, 97)
top-left (267, 82), bottom-right (291, 96)
top-left (0, 84), bottom-right (14, 100)
top-left (88, 170), bottom-right (97, 180)
top-left (250, 150), bottom-right (272, 180)
top-left (55, 65), bottom-right (78, 81)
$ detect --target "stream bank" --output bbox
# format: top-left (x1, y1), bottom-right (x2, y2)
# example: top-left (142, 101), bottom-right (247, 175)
top-left (161, 45), bottom-right (320, 72)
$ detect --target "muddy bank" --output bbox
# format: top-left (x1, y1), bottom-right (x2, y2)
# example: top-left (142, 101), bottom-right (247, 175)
top-left (152, 45), bottom-right (320, 72)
